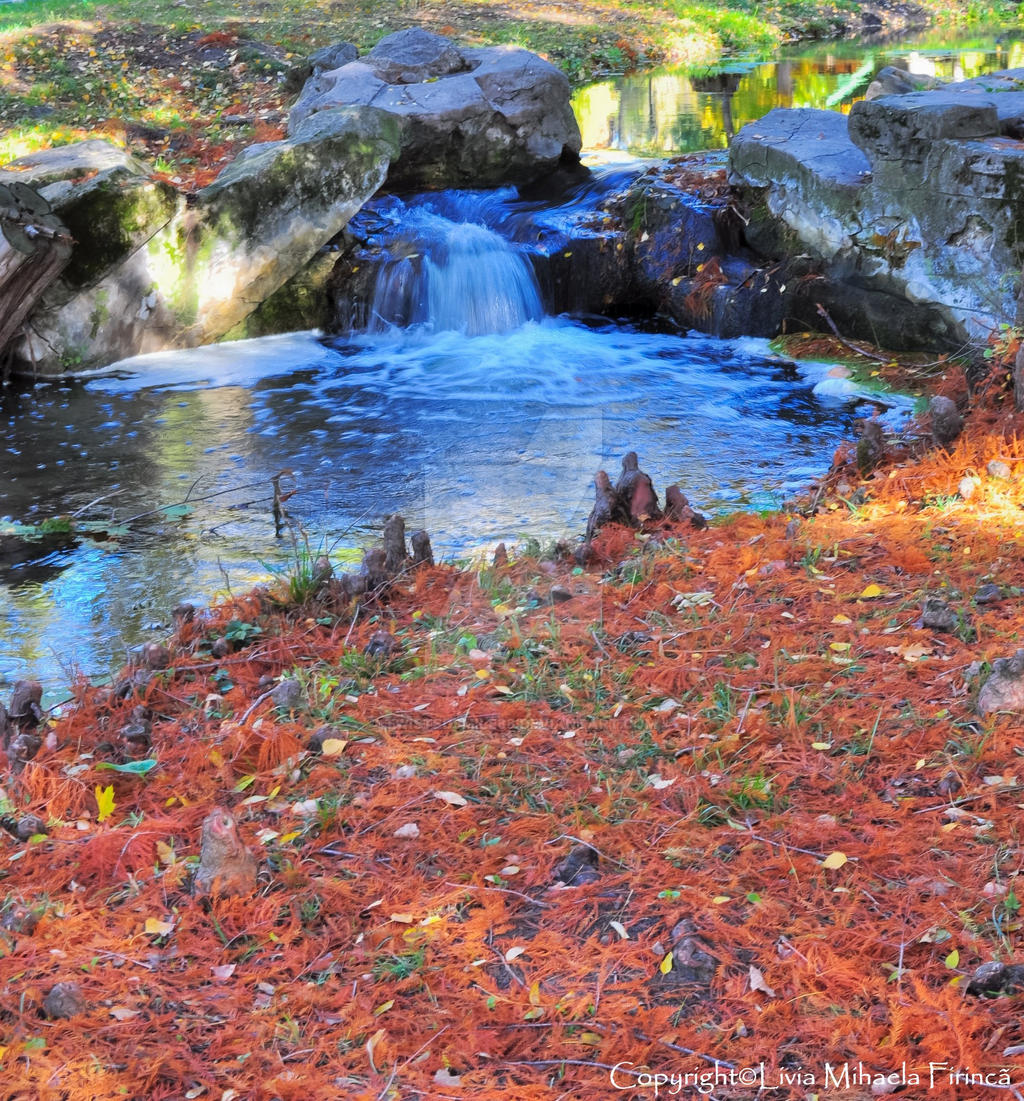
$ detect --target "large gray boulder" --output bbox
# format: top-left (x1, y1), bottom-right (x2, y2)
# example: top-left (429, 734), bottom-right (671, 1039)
top-left (290, 29), bottom-right (582, 189)
top-left (179, 105), bottom-right (400, 341)
top-left (5, 107), bottom-right (400, 375)
top-left (0, 141), bottom-right (180, 297)
top-left (728, 72), bottom-right (1024, 349)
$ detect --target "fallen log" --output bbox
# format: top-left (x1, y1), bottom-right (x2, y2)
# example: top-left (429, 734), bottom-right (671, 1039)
top-left (0, 180), bottom-right (73, 377)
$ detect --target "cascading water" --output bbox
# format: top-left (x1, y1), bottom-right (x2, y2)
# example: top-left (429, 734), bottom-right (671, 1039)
top-left (365, 207), bottom-right (543, 336)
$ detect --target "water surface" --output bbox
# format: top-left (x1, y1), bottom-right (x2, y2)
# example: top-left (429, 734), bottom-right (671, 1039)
top-left (1, 324), bottom-right (909, 697)
top-left (574, 26), bottom-right (1024, 154)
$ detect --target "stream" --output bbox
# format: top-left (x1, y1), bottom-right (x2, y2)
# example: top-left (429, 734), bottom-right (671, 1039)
top-left (4, 24), bottom-right (1014, 700)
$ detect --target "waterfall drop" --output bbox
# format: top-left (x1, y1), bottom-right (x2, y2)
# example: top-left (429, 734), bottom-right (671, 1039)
top-left (366, 208), bottom-right (543, 336)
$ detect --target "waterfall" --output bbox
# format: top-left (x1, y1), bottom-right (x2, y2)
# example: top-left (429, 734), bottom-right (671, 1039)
top-left (367, 211), bottom-right (543, 336)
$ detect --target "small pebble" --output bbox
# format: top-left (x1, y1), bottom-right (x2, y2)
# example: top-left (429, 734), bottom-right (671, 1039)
top-left (921, 597), bottom-right (959, 633)
top-left (975, 582), bottom-right (1003, 604)
top-left (43, 981), bottom-right (86, 1019)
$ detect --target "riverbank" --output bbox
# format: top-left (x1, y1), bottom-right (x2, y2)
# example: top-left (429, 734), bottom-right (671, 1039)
top-left (1, 0), bottom-right (1020, 184)
top-left (2, 337), bottom-right (1024, 1097)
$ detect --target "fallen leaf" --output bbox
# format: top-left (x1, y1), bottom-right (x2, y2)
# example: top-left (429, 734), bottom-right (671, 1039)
top-left (144, 917), bottom-right (175, 937)
top-left (393, 823), bottom-right (420, 839)
top-left (95, 784), bottom-right (116, 823)
top-left (434, 791), bottom-right (469, 807)
top-left (822, 851), bottom-right (848, 870)
top-left (320, 738), bottom-right (347, 757)
top-left (749, 965), bottom-right (776, 997)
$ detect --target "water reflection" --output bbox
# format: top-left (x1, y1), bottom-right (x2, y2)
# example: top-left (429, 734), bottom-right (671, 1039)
top-left (574, 28), bottom-right (1024, 155)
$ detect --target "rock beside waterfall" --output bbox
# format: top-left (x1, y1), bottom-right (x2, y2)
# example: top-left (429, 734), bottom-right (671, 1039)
top-left (728, 70), bottom-right (1024, 348)
top-left (289, 28), bottom-right (582, 190)
top-left (3, 108), bottom-right (399, 375)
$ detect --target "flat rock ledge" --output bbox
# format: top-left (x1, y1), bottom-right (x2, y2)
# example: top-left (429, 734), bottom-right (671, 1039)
top-left (729, 67), bottom-right (1024, 350)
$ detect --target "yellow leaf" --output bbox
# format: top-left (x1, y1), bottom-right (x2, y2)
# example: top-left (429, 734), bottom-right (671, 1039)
top-left (822, 851), bottom-right (847, 870)
top-left (712, 895), bottom-right (731, 904)
top-left (831, 614), bottom-right (852, 624)
top-left (945, 949), bottom-right (960, 969)
top-left (389, 912), bottom-right (415, 924)
top-left (659, 952), bottom-right (674, 975)
top-left (475, 668), bottom-right (491, 679)
top-left (320, 738), bottom-right (347, 757)
top-left (144, 917), bottom-right (175, 936)
top-left (829, 642), bottom-right (850, 652)
top-left (208, 748), bottom-right (224, 767)
top-left (95, 784), bottom-right (116, 823)
top-left (523, 1006), bottom-right (544, 1020)
top-left (860, 583), bottom-right (885, 599)
top-left (155, 841), bottom-right (175, 865)
top-left (529, 979), bottom-right (543, 1006)
top-left (811, 742), bottom-right (831, 750)
top-left (365, 1028), bottom-right (386, 1068)
top-left (493, 603), bottom-right (514, 616)
top-left (579, 1031), bottom-right (603, 1045)
top-left (374, 1000), bottom-right (394, 1016)
top-left (279, 830), bottom-right (302, 844)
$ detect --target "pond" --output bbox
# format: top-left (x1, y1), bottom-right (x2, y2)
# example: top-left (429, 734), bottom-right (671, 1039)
top-left (573, 24), bottom-right (1024, 155)
top-left (4, 24), bottom-right (1007, 700)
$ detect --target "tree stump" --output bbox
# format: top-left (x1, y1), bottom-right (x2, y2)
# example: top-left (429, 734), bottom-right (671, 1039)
top-left (0, 181), bottom-right (73, 377)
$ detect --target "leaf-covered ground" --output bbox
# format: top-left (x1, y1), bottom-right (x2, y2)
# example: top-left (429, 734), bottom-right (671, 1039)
top-left (1, 0), bottom-right (1019, 183)
top-left (3, 344), bottom-right (1024, 1098)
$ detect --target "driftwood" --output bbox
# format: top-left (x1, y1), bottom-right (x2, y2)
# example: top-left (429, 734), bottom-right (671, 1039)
top-left (0, 181), bottom-right (73, 376)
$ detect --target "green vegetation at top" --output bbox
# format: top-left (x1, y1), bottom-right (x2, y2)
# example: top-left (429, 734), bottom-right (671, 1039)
top-left (0, 0), bottom-right (1021, 179)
